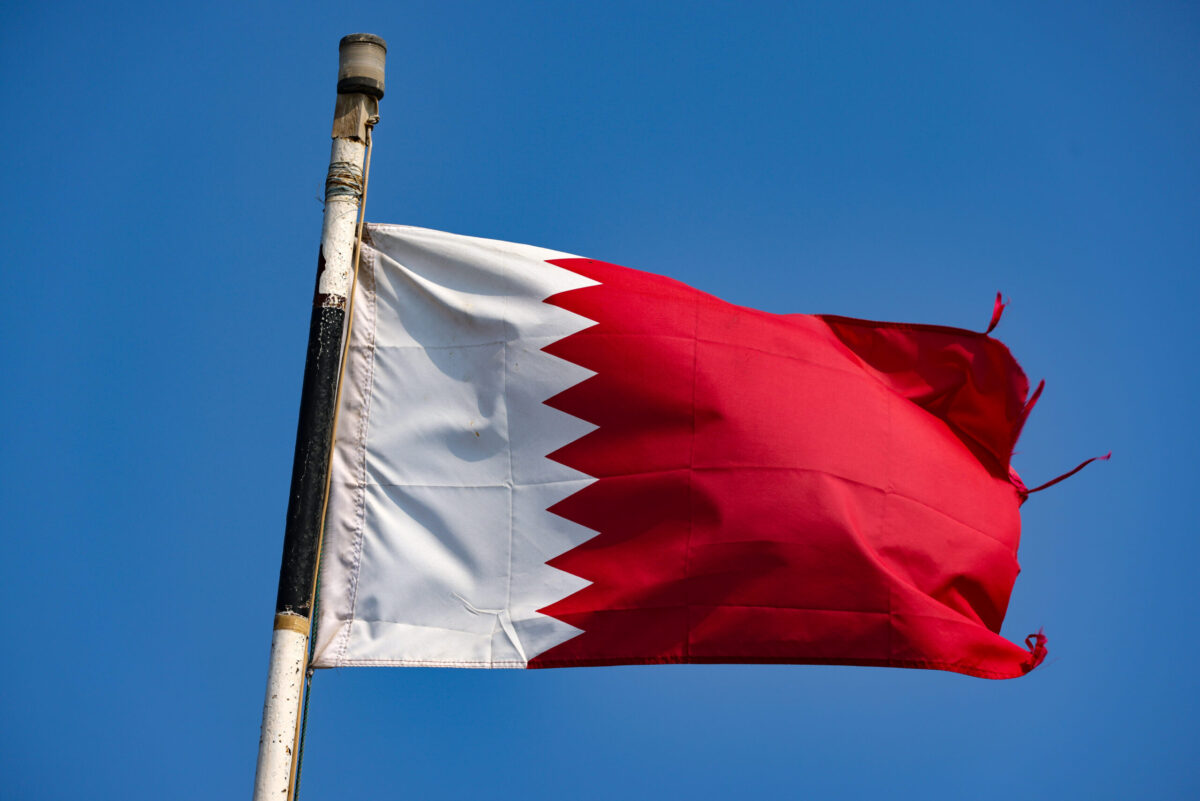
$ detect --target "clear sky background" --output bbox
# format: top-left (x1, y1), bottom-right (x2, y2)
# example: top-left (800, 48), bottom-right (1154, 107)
top-left (2, 2), bottom-right (1196, 798)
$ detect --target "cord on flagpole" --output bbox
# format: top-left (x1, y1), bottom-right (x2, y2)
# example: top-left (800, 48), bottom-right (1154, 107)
top-left (253, 34), bottom-right (386, 801)
top-left (291, 116), bottom-right (376, 801)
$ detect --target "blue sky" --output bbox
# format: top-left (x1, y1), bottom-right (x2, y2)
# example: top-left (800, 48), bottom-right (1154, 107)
top-left (2, 2), bottom-right (1197, 798)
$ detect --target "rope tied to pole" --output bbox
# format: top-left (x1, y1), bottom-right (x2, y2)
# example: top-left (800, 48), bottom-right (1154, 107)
top-left (324, 161), bottom-right (364, 202)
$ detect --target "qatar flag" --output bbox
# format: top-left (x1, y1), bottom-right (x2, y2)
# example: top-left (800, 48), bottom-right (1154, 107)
top-left (311, 225), bottom-right (1047, 679)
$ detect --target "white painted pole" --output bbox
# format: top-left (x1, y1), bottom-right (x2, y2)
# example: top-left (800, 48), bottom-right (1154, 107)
top-left (253, 33), bottom-right (386, 801)
top-left (253, 616), bottom-right (310, 799)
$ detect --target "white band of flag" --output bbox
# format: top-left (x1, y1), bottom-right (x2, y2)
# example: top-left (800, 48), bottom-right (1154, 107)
top-left (312, 226), bottom-right (599, 668)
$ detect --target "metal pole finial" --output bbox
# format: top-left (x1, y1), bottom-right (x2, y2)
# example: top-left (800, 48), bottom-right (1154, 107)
top-left (338, 33), bottom-right (387, 98)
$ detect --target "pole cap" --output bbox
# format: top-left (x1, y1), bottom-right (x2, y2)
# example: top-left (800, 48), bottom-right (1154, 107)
top-left (338, 33), bottom-right (387, 98)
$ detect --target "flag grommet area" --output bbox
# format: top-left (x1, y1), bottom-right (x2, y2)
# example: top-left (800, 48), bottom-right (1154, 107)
top-left (312, 225), bottom-right (1051, 680)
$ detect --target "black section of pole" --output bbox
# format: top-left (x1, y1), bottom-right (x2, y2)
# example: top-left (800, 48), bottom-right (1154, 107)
top-left (274, 302), bottom-right (346, 616)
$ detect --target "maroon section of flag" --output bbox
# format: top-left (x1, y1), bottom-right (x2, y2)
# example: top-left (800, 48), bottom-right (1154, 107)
top-left (531, 258), bottom-right (1046, 679)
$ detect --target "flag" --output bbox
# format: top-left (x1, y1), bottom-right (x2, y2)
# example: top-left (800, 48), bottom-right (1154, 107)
top-left (311, 225), bottom-right (1047, 679)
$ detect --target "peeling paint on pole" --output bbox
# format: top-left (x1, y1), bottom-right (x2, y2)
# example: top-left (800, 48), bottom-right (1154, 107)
top-left (316, 138), bottom-right (366, 303)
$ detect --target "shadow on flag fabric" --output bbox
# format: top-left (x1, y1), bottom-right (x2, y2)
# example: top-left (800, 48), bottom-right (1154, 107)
top-left (311, 225), bottom-right (1049, 679)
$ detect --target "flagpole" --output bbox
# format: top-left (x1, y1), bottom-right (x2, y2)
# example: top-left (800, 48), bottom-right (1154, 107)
top-left (253, 33), bottom-right (386, 801)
